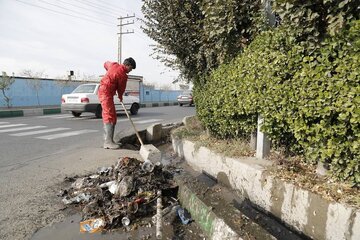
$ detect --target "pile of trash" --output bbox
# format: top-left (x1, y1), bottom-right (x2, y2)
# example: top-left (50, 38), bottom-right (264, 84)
top-left (59, 157), bottom-right (183, 234)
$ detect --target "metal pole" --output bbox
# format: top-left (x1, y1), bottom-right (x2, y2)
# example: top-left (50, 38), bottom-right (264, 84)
top-left (156, 190), bottom-right (162, 239)
top-left (118, 17), bottom-right (122, 63)
top-left (117, 15), bottom-right (135, 64)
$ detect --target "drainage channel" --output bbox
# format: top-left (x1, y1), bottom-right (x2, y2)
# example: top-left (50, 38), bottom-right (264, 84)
top-left (175, 164), bottom-right (311, 240)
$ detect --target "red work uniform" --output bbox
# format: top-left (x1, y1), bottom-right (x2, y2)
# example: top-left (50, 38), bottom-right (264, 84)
top-left (98, 61), bottom-right (128, 124)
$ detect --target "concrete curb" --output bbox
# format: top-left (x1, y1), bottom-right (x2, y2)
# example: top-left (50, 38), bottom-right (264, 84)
top-left (140, 102), bottom-right (178, 108)
top-left (176, 181), bottom-right (242, 240)
top-left (171, 136), bottom-right (360, 240)
top-left (0, 110), bottom-right (24, 118)
top-left (0, 108), bottom-right (61, 118)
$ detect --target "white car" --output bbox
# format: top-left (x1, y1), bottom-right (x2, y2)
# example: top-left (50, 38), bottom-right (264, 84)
top-left (61, 83), bottom-right (140, 118)
top-left (177, 91), bottom-right (194, 106)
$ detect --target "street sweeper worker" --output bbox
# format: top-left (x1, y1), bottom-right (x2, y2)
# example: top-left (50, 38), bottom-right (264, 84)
top-left (98, 57), bottom-right (136, 149)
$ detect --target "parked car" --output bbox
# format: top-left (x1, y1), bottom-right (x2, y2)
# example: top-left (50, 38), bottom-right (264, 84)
top-left (61, 83), bottom-right (140, 118)
top-left (177, 91), bottom-right (194, 106)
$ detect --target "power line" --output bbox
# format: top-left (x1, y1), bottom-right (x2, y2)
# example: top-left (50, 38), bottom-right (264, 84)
top-left (14, 0), bottom-right (113, 27)
top-left (73, 0), bottom-right (129, 17)
top-left (47, 1), bottom-right (147, 35)
top-left (133, 25), bottom-right (150, 39)
top-left (60, 0), bottom-right (146, 30)
top-left (55, 0), bottom-right (118, 20)
top-left (53, 0), bottom-right (146, 32)
top-left (82, 0), bottom-right (149, 31)
top-left (38, 0), bottom-right (114, 25)
top-left (91, 0), bottom-right (134, 15)
top-left (134, 32), bottom-right (151, 42)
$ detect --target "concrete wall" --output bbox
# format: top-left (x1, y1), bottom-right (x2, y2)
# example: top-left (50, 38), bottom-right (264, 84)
top-left (0, 77), bottom-right (80, 107)
top-left (0, 77), bottom-right (183, 108)
top-left (140, 87), bottom-right (182, 103)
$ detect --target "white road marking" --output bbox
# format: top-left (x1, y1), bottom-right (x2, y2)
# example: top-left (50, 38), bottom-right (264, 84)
top-left (117, 119), bottom-right (129, 122)
top-left (36, 129), bottom-right (98, 140)
top-left (133, 119), bottom-right (162, 124)
top-left (10, 127), bottom-right (71, 136)
top-left (0, 124), bottom-right (27, 129)
top-left (50, 115), bottom-right (73, 119)
top-left (37, 115), bottom-right (72, 119)
top-left (0, 126), bottom-right (46, 133)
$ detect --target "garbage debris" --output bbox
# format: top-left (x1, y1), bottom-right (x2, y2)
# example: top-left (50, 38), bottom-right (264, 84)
top-left (156, 190), bottom-right (162, 239)
top-left (177, 207), bottom-right (192, 225)
top-left (121, 216), bottom-right (131, 226)
top-left (62, 192), bottom-right (91, 205)
top-left (142, 159), bottom-right (155, 172)
top-left (80, 218), bottom-right (105, 233)
top-left (60, 157), bottom-right (180, 233)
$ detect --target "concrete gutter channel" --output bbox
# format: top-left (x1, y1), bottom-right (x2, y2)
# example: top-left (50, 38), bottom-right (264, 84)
top-left (169, 117), bottom-right (360, 240)
top-left (174, 166), bottom-right (311, 240)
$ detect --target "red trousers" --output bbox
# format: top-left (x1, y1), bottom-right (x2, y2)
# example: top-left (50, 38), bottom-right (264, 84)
top-left (98, 86), bottom-right (117, 124)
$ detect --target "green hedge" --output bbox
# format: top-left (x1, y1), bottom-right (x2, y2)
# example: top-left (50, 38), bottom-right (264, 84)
top-left (196, 20), bottom-right (360, 185)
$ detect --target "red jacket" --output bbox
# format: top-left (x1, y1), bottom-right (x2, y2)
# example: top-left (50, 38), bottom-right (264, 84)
top-left (99, 61), bottom-right (128, 100)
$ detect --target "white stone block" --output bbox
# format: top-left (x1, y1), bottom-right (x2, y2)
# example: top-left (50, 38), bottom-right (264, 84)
top-left (146, 123), bottom-right (162, 143)
top-left (256, 115), bottom-right (271, 159)
top-left (139, 144), bottom-right (162, 164)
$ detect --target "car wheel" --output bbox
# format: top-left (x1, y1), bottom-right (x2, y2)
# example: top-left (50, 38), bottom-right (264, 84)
top-left (130, 103), bottom-right (139, 115)
top-left (71, 111), bottom-right (81, 117)
top-left (179, 103), bottom-right (183, 106)
top-left (95, 105), bottom-right (102, 118)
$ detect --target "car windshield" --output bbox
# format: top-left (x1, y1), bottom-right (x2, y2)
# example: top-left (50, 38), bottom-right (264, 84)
top-left (72, 85), bottom-right (96, 93)
top-left (182, 91), bottom-right (192, 96)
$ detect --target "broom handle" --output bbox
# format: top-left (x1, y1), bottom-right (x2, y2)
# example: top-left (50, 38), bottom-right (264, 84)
top-left (120, 101), bottom-right (144, 146)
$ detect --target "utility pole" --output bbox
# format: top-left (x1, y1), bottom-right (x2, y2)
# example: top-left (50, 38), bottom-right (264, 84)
top-left (117, 14), bottom-right (135, 63)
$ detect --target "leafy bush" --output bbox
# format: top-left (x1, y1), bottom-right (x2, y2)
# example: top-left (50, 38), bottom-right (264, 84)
top-left (195, 60), bottom-right (258, 139)
top-left (196, 20), bottom-right (360, 185)
top-left (288, 20), bottom-right (360, 183)
top-left (273, 0), bottom-right (360, 41)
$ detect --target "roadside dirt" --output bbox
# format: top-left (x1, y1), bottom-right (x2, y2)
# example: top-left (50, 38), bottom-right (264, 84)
top-left (31, 144), bottom-right (206, 240)
top-left (0, 147), bottom-right (140, 240)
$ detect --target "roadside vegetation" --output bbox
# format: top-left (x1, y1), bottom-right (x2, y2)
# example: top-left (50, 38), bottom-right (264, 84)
top-left (142, 1), bottom-right (359, 186)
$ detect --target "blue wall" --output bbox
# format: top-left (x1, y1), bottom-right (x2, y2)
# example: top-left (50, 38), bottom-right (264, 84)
top-left (140, 86), bottom-right (182, 103)
top-left (0, 77), bottom-right (183, 107)
top-left (0, 77), bottom-right (81, 107)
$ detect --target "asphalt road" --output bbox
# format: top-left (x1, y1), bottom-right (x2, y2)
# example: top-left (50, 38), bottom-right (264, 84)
top-left (0, 105), bottom-right (196, 240)
top-left (0, 106), bottom-right (196, 172)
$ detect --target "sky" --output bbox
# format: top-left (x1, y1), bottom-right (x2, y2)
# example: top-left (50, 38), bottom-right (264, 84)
top-left (0, 0), bottom-right (180, 88)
